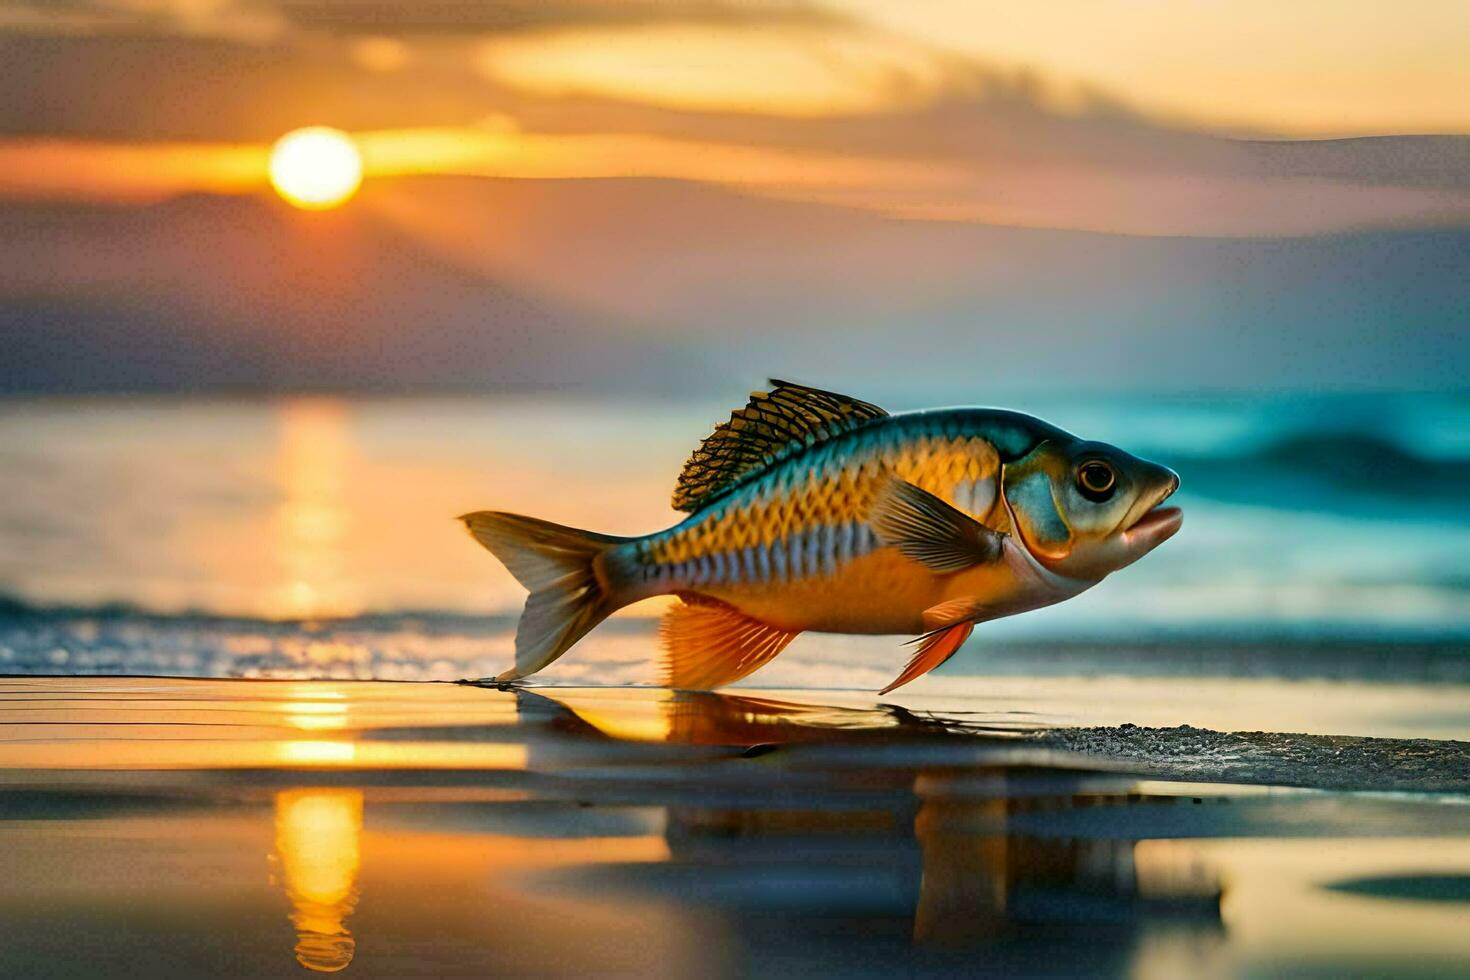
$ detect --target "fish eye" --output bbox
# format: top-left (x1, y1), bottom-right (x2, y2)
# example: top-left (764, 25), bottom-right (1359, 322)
top-left (1076, 460), bottom-right (1117, 501)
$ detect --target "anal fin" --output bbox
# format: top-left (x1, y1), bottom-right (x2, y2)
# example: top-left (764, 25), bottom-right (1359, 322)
top-left (879, 622), bottom-right (974, 696)
top-left (660, 597), bottom-right (799, 690)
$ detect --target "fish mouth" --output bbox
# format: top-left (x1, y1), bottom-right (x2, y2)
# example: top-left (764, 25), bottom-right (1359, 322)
top-left (1126, 504), bottom-right (1183, 539)
top-left (1121, 471), bottom-right (1182, 544)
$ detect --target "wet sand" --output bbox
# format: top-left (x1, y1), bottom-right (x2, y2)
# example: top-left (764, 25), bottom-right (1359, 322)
top-left (0, 677), bottom-right (1468, 978)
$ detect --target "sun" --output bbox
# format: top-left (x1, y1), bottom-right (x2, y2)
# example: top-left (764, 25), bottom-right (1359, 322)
top-left (269, 127), bottom-right (363, 210)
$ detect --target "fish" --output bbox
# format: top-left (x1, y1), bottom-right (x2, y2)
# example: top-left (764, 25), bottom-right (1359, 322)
top-left (461, 380), bottom-right (1182, 694)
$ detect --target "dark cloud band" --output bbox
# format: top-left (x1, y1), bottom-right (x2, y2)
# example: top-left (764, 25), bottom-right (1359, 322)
top-left (281, 0), bottom-right (841, 35)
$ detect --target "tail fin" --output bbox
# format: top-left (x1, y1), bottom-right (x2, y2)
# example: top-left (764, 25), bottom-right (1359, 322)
top-left (460, 511), bottom-right (632, 681)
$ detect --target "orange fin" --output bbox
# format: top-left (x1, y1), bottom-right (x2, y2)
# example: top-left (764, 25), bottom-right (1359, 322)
top-left (921, 598), bottom-right (980, 632)
top-left (660, 598), bottom-right (800, 690)
top-left (879, 622), bottom-right (974, 695)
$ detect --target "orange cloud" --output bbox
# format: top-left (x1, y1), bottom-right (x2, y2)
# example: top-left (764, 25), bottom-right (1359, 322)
top-left (473, 23), bottom-right (955, 117)
top-left (0, 126), bottom-right (961, 206)
top-left (0, 139), bottom-right (267, 202)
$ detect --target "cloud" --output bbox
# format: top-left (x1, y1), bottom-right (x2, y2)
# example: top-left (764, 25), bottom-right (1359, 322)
top-left (2, 1), bottom-right (1468, 238)
top-left (7, 0), bottom-right (1470, 137)
top-left (472, 22), bottom-right (952, 117)
top-left (277, 0), bottom-right (842, 35)
top-left (4, 115), bottom-right (1470, 236)
top-left (0, 138), bottom-right (266, 200)
top-left (0, 32), bottom-right (503, 140)
top-left (0, 0), bottom-right (840, 41)
top-left (0, 0), bottom-right (285, 41)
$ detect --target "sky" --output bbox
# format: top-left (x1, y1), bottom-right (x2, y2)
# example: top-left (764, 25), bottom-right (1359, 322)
top-left (0, 0), bottom-right (1467, 393)
top-left (4, 0), bottom-right (1470, 218)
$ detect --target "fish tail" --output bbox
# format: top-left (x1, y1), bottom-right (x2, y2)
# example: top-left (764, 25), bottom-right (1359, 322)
top-left (460, 511), bottom-right (638, 681)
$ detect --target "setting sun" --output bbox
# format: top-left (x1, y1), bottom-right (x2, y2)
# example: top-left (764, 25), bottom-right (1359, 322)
top-left (269, 127), bottom-right (363, 210)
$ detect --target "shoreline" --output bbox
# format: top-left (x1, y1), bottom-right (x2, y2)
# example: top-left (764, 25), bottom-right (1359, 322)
top-left (0, 677), bottom-right (1467, 976)
top-left (0, 676), bottom-right (1465, 793)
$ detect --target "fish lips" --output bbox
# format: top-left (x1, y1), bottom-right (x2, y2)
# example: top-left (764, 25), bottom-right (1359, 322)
top-left (1119, 472), bottom-right (1183, 559)
top-left (1126, 504), bottom-right (1183, 544)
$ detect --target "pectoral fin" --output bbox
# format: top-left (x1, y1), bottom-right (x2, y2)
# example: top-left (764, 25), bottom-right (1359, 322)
top-left (870, 478), bottom-right (1007, 572)
top-left (879, 622), bottom-right (974, 695)
top-left (660, 597), bottom-right (799, 690)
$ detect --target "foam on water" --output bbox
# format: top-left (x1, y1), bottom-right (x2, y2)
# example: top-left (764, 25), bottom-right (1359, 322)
top-left (2, 604), bottom-right (1468, 686)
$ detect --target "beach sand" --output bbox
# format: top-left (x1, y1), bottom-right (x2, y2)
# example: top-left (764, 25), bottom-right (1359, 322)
top-left (0, 676), bottom-right (1467, 978)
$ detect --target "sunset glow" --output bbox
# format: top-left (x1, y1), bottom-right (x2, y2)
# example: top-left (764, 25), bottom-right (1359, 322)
top-left (269, 128), bottom-right (363, 210)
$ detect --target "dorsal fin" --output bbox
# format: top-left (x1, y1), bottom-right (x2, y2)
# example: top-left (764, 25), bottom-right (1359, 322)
top-left (672, 379), bottom-right (889, 512)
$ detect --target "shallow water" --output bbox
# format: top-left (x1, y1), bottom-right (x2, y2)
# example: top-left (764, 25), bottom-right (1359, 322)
top-left (0, 678), bottom-right (1467, 978)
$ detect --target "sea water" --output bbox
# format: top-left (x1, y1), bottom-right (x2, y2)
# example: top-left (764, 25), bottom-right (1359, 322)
top-left (0, 391), bottom-right (1466, 683)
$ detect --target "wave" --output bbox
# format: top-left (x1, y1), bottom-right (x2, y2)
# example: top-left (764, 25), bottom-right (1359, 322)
top-left (2, 596), bottom-right (1467, 684)
top-left (1170, 429), bottom-right (1470, 510)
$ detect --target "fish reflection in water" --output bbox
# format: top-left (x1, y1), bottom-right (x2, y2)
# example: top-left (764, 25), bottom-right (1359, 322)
top-left (910, 783), bottom-right (1220, 945)
top-left (531, 690), bottom-right (1223, 955)
top-left (272, 789), bottom-right (364, 973)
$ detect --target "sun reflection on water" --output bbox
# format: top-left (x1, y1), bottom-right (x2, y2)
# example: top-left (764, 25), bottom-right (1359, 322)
top-left (274, 399), bottom-right (358, 619)
top-left (284, 700), bottom-right (350, 732)
top-left (273, 789), bottom-right (365, 973)
top-left (277, 740), bottom-right (358, 766)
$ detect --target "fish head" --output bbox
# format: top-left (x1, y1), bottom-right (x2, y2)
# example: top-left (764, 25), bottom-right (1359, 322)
top-left (1001, 438), bottom-right (1182, 581)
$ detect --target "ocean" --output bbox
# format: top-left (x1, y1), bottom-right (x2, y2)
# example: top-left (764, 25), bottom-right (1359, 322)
top-left (0, 390), bottom-right (1466, 684)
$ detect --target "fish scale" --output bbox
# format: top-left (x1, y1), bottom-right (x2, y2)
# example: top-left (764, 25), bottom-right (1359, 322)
top-left (640, 424), bottom-right (998, 591)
